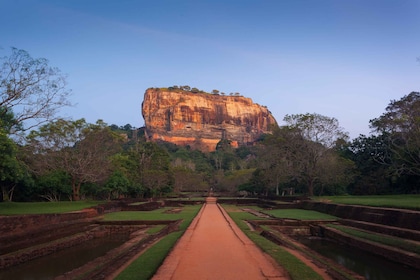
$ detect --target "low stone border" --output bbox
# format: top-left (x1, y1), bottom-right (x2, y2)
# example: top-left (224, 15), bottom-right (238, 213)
top-left (0, 231), bottom-right (95, 269)
top-left (58, 220), bottom-right (182, 280)
top-left (299, 201), bottom-right (420, 231)
top-left (320, 225), bottom-right (420, 270)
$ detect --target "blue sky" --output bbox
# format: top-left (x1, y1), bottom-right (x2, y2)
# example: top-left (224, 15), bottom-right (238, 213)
top-left (1, 0), bottom-right (419, 139)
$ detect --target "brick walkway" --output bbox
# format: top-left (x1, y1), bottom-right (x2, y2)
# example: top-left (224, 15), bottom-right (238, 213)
top-left (152, 198), bottom-right (289, 280)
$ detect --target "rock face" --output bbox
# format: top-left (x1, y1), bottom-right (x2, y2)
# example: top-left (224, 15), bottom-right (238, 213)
top-left (142, 88), bottom-right (277, 152)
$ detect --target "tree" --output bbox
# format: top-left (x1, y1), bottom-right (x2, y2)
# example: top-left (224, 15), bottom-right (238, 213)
top-left (316, 150), bottom-right (355, 195)
top-left (0, 127), bottom-right (24, 201)
top-left (127, 142), bottom-right (171, 198)
top-left (370, 92), bottom-right (420, 176)
top-left (344, 134), bottom-right (393, 194)
top-left (104, 171), bottom-right (130, 200)
top-left (281, 113), bottom-right (350, 196)
top-left (284, 113), bottom-right (348, 148)
top-left (142, 170), bottom-right (170, 197)
top-left (0, 48), bottom-right (71, 133)
top-left (25, 119), bottom-right (123, 200)
top-left (34, 170), bottom-right (71, 201)
top-left (0, 110), bottom-right (25, 201)
top-left (256, 126), bottom-right (305, 196)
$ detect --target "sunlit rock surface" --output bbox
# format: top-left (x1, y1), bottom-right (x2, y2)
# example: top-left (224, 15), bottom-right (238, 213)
top-left (142, 88), bottom-right (277, 152)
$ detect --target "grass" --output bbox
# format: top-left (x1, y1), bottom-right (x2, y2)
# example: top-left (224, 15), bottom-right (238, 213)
top-left (0, 201), bottom-right (101, 215)
top-left (103, 206), bottom-right (198, 222)
top-left (313, 194), bottom-right (420, 210)
top-left (326, 224), bottom-right (420, 255)
top-left (115, 205), bottom-right (202, 280)
top-left (263, 209), bottom-right (337, 220)
top-left (165, 197), bottom-right (205, 201)
top-left (222, 204), bottom-right (323, 280)
top-left (146, 225), bottom-right (166, 234)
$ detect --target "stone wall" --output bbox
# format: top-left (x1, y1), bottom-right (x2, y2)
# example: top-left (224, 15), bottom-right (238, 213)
top-left (0, 208), bottom-right (99, 240)
top-left (321, 226), bottom-right (420, 270)
top-left (0, 232), bottom-right (94, 269)
top-left (299, 201), bottom-right (420, 230)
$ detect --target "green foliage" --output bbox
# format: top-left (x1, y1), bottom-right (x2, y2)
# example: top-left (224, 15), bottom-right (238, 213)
top-left (104, 171), bottom-right (130, 199)
top-left (146, 225), bottom-right (166, 234)
top-left (10, 89), bottom-right (420, 201)
top-left (263, 209), bottom-right (337, 220)
top-left (368, 92), bottom-right (420, 191)
top-left (25, 119), bottom-right (124, 200)
top-left (34, 170), bottom-right (72, 201)
top-left (344, 134), bottom-right (395, 194)
top-left (116, 231), bottom-right (183, 280)
top-left (0, 107), bottom-right (23, 134)
top-left (251, 118), bottom-right (355, 197)
top-left (224, 205), bottom-right (323, 280)
top-left (114, 205), bottom-right (202, 280)
top-left (127, 142), bottom-right (172, 197)
top-left (0, 201), bottom-right (100, 215)
top-left (314, 194), bottom-right (420, 210)
top-left (218, 169), bottom-right (254, 193)
top-left (0, 127), bottom-right (25, 201)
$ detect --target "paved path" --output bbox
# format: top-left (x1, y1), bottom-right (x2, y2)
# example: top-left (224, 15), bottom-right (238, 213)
top-left (152, 198), bottom-right (289, 280)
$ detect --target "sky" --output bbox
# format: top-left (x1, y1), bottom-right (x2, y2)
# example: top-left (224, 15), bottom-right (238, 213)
top-left (1, 0), bottom-right (419, 139)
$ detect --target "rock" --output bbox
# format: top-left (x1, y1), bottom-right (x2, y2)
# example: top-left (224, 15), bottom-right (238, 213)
top-left (142, 88), bottom-right (277, 151)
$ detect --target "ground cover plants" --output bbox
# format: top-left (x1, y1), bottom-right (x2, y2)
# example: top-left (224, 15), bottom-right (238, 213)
top-left (222, 204), bottom-right (324, 280)
top-left (314, 194), bottom-right (420, 210)
top-left (113, 204), bottom-right (202, 280)
top-left (0, 201), bottom-right (100, 215)
top-left (263, 209), bottom-right (337, 220)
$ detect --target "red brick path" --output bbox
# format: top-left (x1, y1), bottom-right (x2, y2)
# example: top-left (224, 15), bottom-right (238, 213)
top-left (152, 198), bottom-right (289, 280)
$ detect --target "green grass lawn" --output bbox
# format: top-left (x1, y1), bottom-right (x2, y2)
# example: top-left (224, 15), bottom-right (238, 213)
top-left (165, 197), bottom-right (205, 201)
top-left (263, 209), bottom-right (337, 220)
top-left (103, 206), bottom-right (200, 223)
top-left (223, 205), bottom-right (323, 280)
top-left (115, 205), bottom-right (202, 280)
top-left (313, 194), bottom-right (420, 210)
top-left (0, 201), bottom-right (101, 215)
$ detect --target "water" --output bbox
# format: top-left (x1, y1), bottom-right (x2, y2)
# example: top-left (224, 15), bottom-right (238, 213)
top-left (299, 237), bottom-right (419, 280)
top-left (0, 236), bottom-right (128, 280)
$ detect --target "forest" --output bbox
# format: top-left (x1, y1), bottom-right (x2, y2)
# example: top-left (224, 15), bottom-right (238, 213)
top-left (1, 49), bottom-right (419, 202)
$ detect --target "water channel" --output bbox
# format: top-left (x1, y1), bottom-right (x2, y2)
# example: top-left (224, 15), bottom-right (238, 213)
top-left (0, 235), bottom-right (128, 280)
top-left (299, 237), bottom-right (419, 280)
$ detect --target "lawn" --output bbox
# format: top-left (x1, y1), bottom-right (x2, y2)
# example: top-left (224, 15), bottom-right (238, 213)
top-left (313, 194), bottom-right (420, 210)
top-left (103, 206), bottom-right (200, 224)
top-left (263, 209), bottom-right (337, 220)
top-left (115, 204), bottom-right (202, 280)
top-left (0, 201), bottom-right (101, 215)
top-left (223, 205), bottom-right (324, 280)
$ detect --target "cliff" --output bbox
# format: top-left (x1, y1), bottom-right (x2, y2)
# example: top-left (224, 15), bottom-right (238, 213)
top-left (141, 88), bottom-right (277, 152)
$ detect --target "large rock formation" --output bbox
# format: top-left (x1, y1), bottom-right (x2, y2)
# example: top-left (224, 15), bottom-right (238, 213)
top-left (142, 88), bottom-right (277, 152)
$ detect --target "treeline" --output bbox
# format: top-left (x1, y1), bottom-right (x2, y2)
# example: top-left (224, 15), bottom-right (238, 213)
top-left (1, 48), bottom-right (419, 202)
top-left (158, 85), bottom-right (242, 96)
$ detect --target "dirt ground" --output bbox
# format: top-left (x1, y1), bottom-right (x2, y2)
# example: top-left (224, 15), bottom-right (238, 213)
top-left (152, 198), bottom-right (289, 280)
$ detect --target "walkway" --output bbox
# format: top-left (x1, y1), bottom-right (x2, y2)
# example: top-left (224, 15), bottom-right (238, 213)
top-left (152, 198), bottom-right (289, 280)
